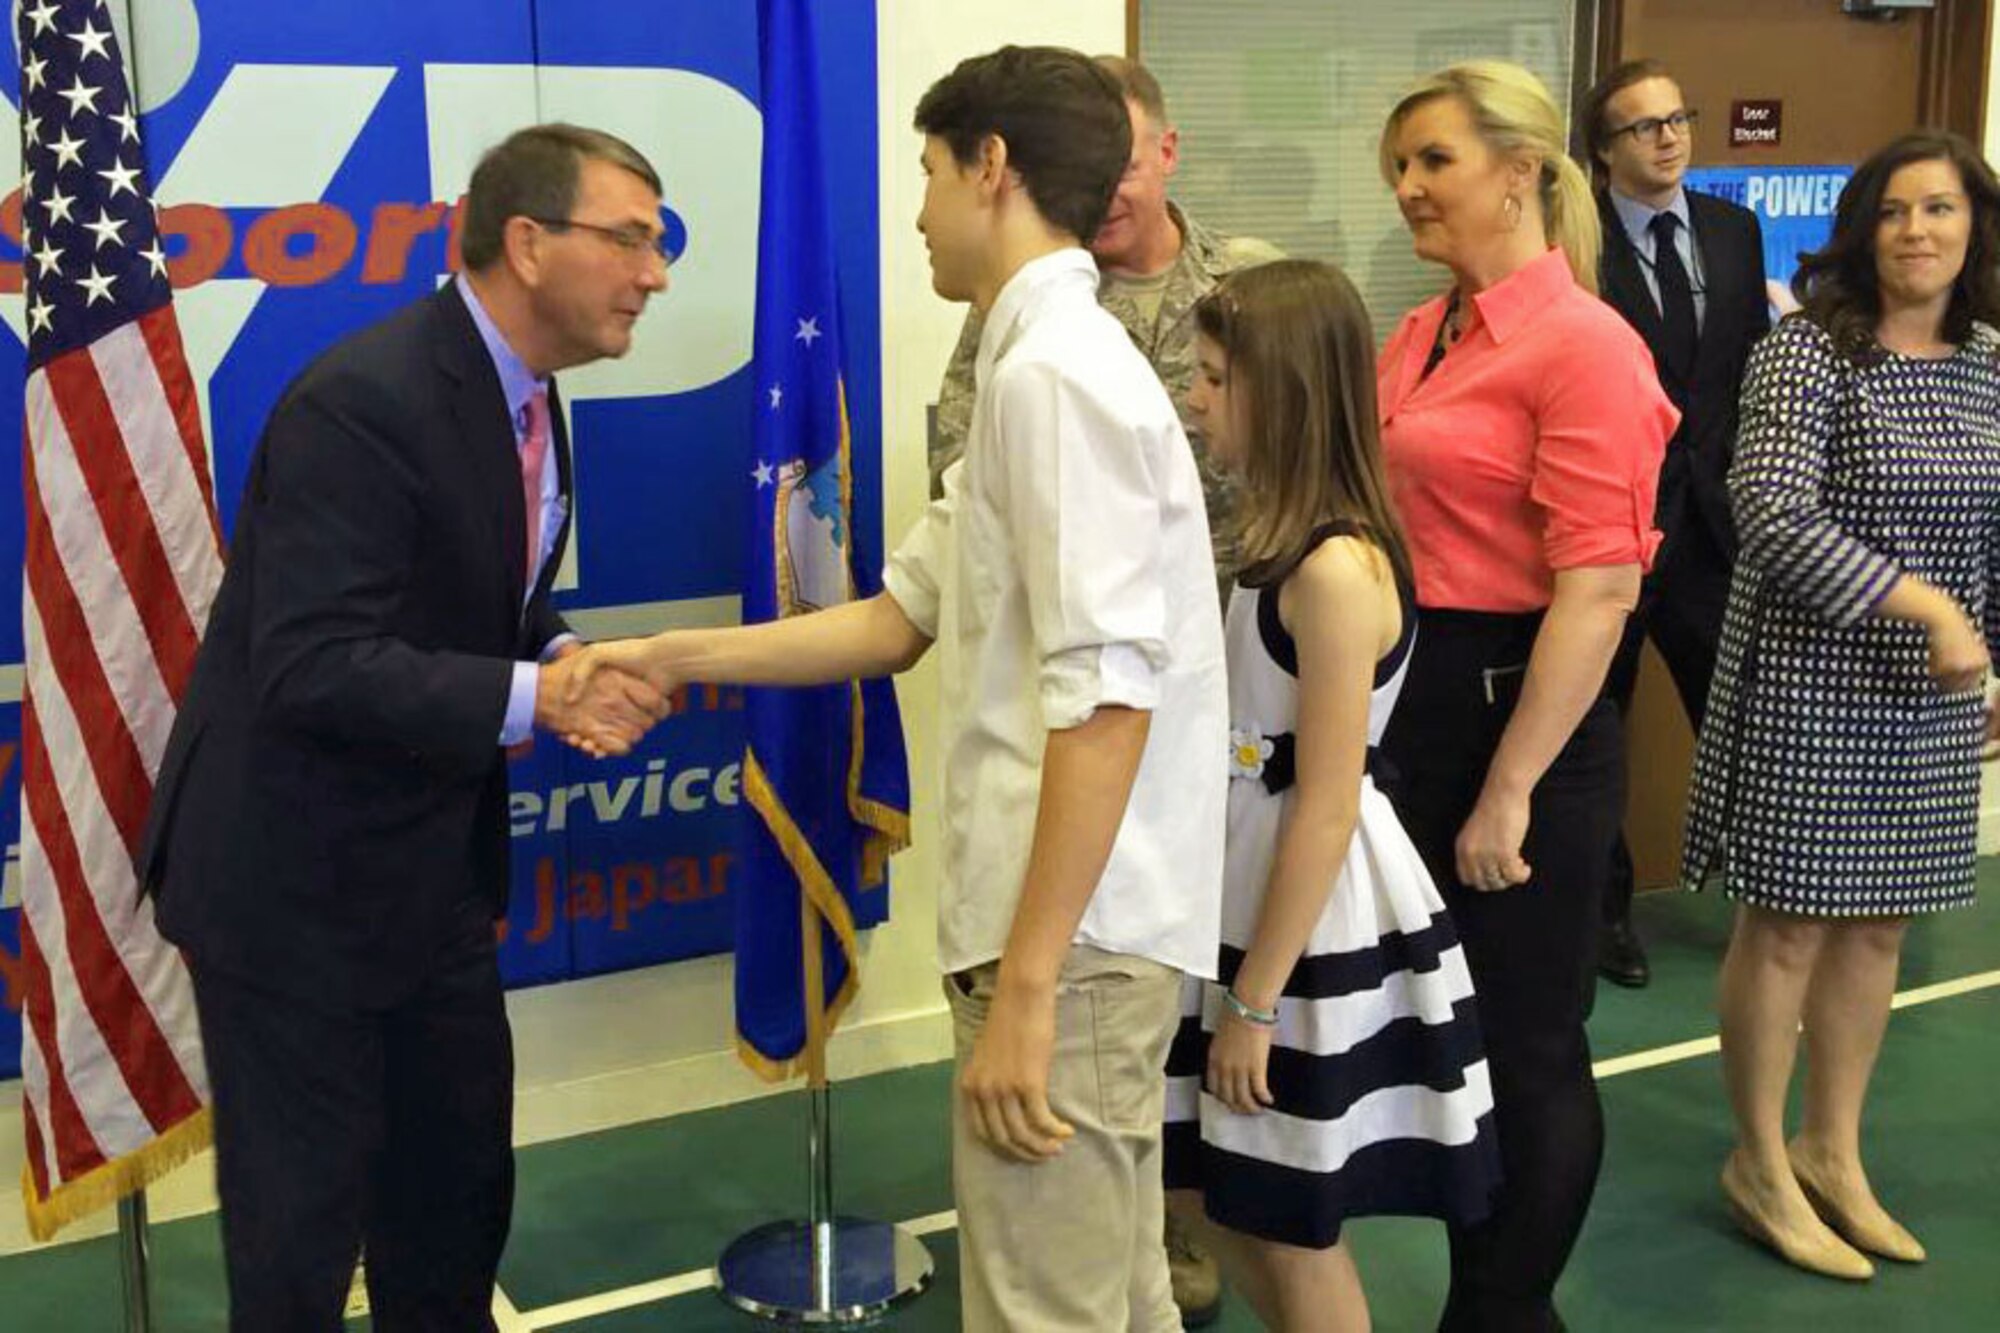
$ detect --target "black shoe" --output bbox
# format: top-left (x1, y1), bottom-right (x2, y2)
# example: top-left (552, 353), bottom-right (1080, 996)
top-left (1598, 919), bottom-right (1651, 988)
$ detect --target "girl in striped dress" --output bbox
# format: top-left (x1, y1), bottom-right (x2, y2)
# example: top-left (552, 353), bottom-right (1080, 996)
top-left (1164, 260), bottom-right (1501, 1331)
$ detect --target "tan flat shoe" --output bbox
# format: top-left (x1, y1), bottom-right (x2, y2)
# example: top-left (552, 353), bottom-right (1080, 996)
top-left (1721, 1152), bottom-right (1875, 1281)
top-left (1788, 1144), bottom-right (1927, 1264)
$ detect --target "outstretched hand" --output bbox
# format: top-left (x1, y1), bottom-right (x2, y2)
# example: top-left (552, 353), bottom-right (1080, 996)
top-left (535, 646), bottom-right (671, 758)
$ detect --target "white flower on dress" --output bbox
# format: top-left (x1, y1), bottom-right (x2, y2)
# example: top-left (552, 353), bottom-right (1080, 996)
top-left (1229, 724), bottom-right (1274, 781)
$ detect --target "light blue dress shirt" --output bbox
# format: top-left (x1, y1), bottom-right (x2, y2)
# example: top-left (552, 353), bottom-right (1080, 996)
top-left (1610, 187), bottom-right (1706, 330)
top-left (456, 274), bottom-right (571, 745)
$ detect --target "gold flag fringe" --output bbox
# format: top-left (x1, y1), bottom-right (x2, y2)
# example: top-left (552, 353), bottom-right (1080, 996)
top-left (21, 1106), bottom-right (212, 1243)
top-left (739, 751), bottom-right (867, 1083)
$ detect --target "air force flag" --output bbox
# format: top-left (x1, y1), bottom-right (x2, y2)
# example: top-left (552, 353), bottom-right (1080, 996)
top-left (737, 0), bottom-right (909, 1078)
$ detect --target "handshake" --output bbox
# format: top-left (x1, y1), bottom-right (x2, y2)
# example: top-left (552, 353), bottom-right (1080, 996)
top-left (531, 635), bottom-right (687, 759)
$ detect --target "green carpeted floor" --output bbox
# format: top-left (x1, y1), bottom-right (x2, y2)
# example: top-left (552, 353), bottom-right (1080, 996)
top-left (3, 875), bottom-right (1995, 1331)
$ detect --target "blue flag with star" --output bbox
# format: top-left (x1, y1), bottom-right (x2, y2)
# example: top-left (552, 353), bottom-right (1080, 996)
top-left (738, 0), bottom-right (910, 1078)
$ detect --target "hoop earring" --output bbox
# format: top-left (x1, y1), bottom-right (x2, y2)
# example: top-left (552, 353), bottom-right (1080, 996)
top-left (1501, 194), bottom-right (1523, 233)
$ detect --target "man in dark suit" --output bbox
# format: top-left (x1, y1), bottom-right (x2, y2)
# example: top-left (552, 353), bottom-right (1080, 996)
top-left (139, 124), bottom-right (672, 1330)
top-left (1585, 61), bottom-right (1769, 988)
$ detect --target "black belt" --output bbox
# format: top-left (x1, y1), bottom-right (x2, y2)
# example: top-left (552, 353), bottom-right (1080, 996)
top-left (1239, 731), bottom-right (1390, 795)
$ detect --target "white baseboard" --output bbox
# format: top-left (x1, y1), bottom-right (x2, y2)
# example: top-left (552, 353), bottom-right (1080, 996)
top-left (0, 1002), bottom-right (952, 1258)
top-left (511, 1000), bottom-right (952, 1147)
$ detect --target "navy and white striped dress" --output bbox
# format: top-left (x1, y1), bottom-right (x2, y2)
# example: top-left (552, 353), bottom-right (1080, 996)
top-left (1164, 529), bottom-right (1501, 1248)
top-left (1683, 317), bottom-right (2000, 916)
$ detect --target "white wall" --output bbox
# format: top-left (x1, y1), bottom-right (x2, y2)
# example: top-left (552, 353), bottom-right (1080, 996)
top-left (0, 0), bottom-right (1127, 1258)
top-left (1987, 8), bottom-right (2000, 167)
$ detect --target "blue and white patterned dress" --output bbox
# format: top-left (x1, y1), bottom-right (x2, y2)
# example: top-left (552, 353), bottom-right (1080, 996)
top-left (1682, 316), bottom-right (2000, 916)
top-left (1164, 527), bottom-right (1501, 1248)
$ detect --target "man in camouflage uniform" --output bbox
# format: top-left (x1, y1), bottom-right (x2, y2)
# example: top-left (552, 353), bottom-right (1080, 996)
top-left (925, 54), bottom-right (1279, 1327)
top-left (928, 57), bottom-right (1279, 597)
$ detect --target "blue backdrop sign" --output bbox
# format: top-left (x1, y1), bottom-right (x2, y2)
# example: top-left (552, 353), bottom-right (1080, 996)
top-left (1687, 164), bottom-right (1853, 310)
top-left (0, 0), bottom-right (887, 1078)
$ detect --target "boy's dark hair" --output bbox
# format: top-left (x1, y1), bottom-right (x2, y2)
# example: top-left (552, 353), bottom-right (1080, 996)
top-left (1580, 58), bottom-right (1674, 169)
top-left (460, 123), bottom-right (661, 271)
top-left (1793, 130), bottom-right (2000, 364)
top-left (914, 46), bottom-right (1131, 243)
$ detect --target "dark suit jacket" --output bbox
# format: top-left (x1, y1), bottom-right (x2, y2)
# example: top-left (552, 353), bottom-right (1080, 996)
top-left (139, 283), bottom-right (572, 1009)
top-left (1597, 188), bottom-right (1769, 560)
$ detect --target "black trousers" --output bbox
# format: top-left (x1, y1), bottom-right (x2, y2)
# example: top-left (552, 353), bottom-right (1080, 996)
top-left (191, 910), bottom-right (514, 1333)
top-left (1600, 517), bottom-right (1729, 926)
top-left (1381, 610), bottom-right (1624, 1333)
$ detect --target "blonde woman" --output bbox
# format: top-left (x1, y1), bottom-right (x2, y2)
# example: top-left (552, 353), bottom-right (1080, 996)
top-left (1374, 62), bottom-right (1677, 1331)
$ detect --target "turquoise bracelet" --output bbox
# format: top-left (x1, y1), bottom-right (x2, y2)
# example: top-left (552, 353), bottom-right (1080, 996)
top-left (1222, 988), bottom-right (1278, 1027)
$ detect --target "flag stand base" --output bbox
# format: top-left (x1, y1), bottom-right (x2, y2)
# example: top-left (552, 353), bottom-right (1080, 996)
top-left (716, 1216), bottom-right (933, 1325)
top-left (715, 1081), bottom-right (932, 1324)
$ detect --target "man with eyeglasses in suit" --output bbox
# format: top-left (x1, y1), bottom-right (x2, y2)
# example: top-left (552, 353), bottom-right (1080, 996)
top-left (140, 123), bottom-right (673, 1330)
top-left (1582, 61), bottom-right (1770, 990)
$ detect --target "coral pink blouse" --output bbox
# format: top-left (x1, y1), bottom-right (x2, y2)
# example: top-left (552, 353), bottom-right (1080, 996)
top-left (1377, 246), bottom-right (1678, 612)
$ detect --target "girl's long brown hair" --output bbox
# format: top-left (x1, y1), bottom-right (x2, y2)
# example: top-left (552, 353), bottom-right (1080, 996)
top-left (1194, 260), bottom-right (1411, 588)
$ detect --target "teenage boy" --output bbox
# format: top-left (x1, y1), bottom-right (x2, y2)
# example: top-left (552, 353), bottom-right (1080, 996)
top-left (573, 45), bottom-right (1226, 1331)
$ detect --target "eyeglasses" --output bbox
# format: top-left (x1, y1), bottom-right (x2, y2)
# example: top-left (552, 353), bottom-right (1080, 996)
top-left (1607, 109), bottom-right (1699, 145)
top-left (528, 216), bottom-right (673, 263)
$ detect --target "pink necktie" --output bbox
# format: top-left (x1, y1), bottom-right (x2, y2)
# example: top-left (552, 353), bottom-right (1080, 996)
top-left (519, 388), bottom-right (550, 586)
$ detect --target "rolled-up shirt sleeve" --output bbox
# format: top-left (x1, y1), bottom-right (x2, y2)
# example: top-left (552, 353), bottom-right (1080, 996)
top-left (1531, 329), bottom-right (1677, 573)
top-left (883, 483), bottom-right (953, 640)
top-left (1729, 320), bottom-right (1901, 627)
top-left (995, 361), bottom-right (1168, 730)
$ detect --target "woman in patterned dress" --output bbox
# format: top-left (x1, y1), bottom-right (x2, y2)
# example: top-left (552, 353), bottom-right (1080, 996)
top-left (1682, 131), bottom-right (2000, 1281)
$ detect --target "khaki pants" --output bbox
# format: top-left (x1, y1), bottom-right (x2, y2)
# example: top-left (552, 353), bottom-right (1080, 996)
top-left (945, 944), bottom-right (1184, 1332)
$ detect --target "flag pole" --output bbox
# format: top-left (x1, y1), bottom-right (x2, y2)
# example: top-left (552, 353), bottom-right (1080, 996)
top-left (714, 897), bottom-right (933, 1323)
top-left (118, 1190), bottom-right (153, 1333)
top-left (799, 896), bottom-right (837, 1313)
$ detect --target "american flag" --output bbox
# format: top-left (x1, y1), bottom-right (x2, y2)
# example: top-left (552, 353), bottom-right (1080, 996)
top-left (16, 0), bottom-right (218, 1239)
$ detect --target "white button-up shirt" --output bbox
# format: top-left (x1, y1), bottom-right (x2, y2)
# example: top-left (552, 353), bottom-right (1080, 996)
top-left (885, 249), bottom-right (1227, 978)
